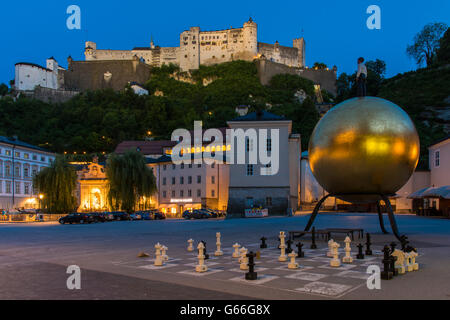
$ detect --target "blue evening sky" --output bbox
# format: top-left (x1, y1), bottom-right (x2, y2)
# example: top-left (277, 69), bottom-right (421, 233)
top-left (1, 0), bottom-right (449, 85)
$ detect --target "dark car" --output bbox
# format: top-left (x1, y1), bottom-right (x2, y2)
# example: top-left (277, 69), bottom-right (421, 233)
top-left (203, 208), bottom-right (218, 218)
top-left (153, 211), bottom-right (166, 220)
top-left (182, 210), bottom-right (192, 219)
top-left (90, 212), bottom-right (107, 222)
top-left (59, 213), bottom-right (95, 224)
top-left (111, 211), bottom-right (131, 221)
top-left (184, 209), bottom-right (210, 219)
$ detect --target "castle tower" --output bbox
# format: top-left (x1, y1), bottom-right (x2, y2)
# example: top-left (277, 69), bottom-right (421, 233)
top-left (179, 27), bottom-right (200, 71)
top-left (243, 17), bottom-right (258, 58)
top-left (84, 41), bottom-right (97, 61)
top-left (293, 37), bottom-right (305, 67)
top-left (46, 57), bottom-right (58, 72)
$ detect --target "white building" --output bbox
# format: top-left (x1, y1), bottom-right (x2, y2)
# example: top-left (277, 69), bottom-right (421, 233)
top-left (14, 57), bottom-right (63, 91)
top-left (0, 136), bottom-right (55, 210)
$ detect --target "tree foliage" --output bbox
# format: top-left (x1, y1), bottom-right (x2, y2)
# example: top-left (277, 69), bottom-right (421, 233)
top-left (406, 22), bottom-right (448, 67)
top-left (33, 155), bottom-right (78, 214)
top-left (0, 83), bottom-right (8, 96)
top-left (436, 27), bottom-right (450, 65)
top-left (106, 150), bottom-right (157, 213)
top-left (312, 62), bottom-right (328, 70)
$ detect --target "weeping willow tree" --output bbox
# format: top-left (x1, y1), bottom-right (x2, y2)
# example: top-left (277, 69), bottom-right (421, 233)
top-left (33, 155), bottom-right (78, 214)
top-left (106, 150), bottom-right (157, 212)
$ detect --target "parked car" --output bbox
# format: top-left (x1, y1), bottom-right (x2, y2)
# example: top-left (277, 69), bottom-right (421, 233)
top-left (203, 208), bottom-right (219, 218)
top-left (183, 209), bottom-right (210, 219)
top-left (153, 211), bottom-right (166, 220)
top-left (90, 212), bottom-right (107, 222)
top-left (59, 213), bottom-right (95, 224)
top-left (111, 211), bottom-right (131, 221)
top-left (130, 212), bottom-right (143, 220)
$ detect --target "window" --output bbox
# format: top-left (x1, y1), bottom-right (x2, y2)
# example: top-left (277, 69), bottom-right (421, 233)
top-left (180, 190), bottom-right (184, 197)
top-left (41, 156), bottom-right (45, 162)
top-left (188, 176), bottom-right (192, 184)
top-left (163, 191), bottom-right (167, 198)
top-left (171, 177), bottom-right (176, 185)
top-left (15, 182), bottom-right (21, 194)
top-left (163, 164), bottom-right (167, 171)
top-left (267, 138), bottom-right (272, 152)
top-left (197, 175), bottom-right (201, 183)
top-left (435, 150), bottom-right (440, 167)
top-left (0, 181), bottom-right (2, 193)
top-left (32, 167), bottom-right (37, 176)
top-left (188, 164), bottom-right (192, 168)
top-left (24, 184), bottom-right (30, 195)
top-left (181, 163), bottom-right (184, 169)
top-left (211, 163), bottom-right (215, 168)
top-left (211, 176), bottom-right (215, 184)
top-left (15, 152), bottom-right (20, 158)
top-left (5, 164), bottom-right (11, 177)
top-left (246, 197), bottom-right (254, 208)
top-left (24, 167), bottom-right (29, 177)
top-left (180, 177), bottom-right (184, 184)
top-left (197, 163), bottom-right (201, 168)
top-left (197, 189), bottom-right (201, 197)
top-left (171, 190), bottom-right (176, 197)
top-left (32, 155), bottom-right (37, 161)
top-left (211, 190), bottom-right (215, 197)
top-left (246, 164), bottom-right (254, 176)
top-left (14, 165), bottom-right (20, 177)
top-left (188, 190), bottom-right (192, 197)
top-left (24, 153), bottom-right (29, 159)
top-left (172, 164), bottom-right (176, 170)
top-left (5, 150), bottom-right (11, 156)
top-left (266, 197), bottom-right (272, 206)
top-left (162, 177), bottom-right (167, 185)
top-left (5, 181), bottom-right (11, 194)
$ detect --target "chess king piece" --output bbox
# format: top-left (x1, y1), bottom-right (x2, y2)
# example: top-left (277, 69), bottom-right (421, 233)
top-left (201, 240), bottom-right (209, 260)
top-left (356, 243), bottom-right (365, 259)
top-left (296, 242), bottom-right (304, 258)
top-left (342, 236), bottom-right (353, 263)
top-left (327, 239), bottom-right (334, 257)
top-left (187, 239), bottom-right (194, 252)
top-left (154, 243), bottom-right (164, 266)
top-left (195, 242), bottom-right (208, 273)
top-left (245, 251), bottom-right (258, 280)
top-left (260, 236), bottom-right (267, 249)
top-left (278, 231), bottom-right (287, 262)
top-left (161, 245), bottom-right (169, 261)
top-left (391, 249), bottom-right (406, 274)
top-left (365, 233), bottom-right (373, 256)
top-left (240, 248), bottom-right (249, 270)
top-left (330, 242), bottom-right (341, 267)
top-left (288, 251), bottom-right (299, 269)
top-left (310, 227), bottom-right (317, 249)
top-left (215, 232), bottom-right (223, 256)
top-left (410, 251), bottom-right (419, 271)
top-left (232, 243), bottom-right (241, 258)
top-left (381, 245), bottom-right (393, 280)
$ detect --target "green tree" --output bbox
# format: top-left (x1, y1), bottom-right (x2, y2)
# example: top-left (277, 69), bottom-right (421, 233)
top-left (33, 155), bottom-right (77, 214)
top-left (406, 22), bottom-right (448, 67)
top-left (106, 150), bottom-right (157, 212)
top-left (436, 27), bottom-right (450, 65)
top-left (0, 83), bottom-right (8, 96)
top-left (312, 62), bottom-right (328, 70)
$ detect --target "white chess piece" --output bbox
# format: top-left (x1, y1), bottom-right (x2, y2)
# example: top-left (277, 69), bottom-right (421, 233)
top-left (215, 232), bottom-right (223, 256)
top-left (232, 243), bottom-right (241, 258)
top-left (187, 239), bottom-right (194, 252)
top-left (330, 242), bottom-right (341, 267)
top-left (238, 247), bottom-right (246, 263)
top-left (327, 239), bottom-right (334, 257)
top-left (342, 236), bottom-right (353, 263)
top-left (240, 248), bottom-right (249, 270)
top-left (278, 231), bottom-right (287, 262)
top-left (392, 249), bottom-right (406, 274)
top-left (154, 243), bottom-right (164, 266)
top-left (195, 242), bottom-right (208, 273)
top-left (288, 251), bottom-right (299, 269)
top-left (161, 245), bottom-right (169, 261)
top-left (410, 251), bottom-right (419, 271)
top-left (405, 252), bottom-right (413, 272)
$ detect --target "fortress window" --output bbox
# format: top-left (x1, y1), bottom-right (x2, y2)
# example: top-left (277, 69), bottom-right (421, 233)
top-left (222, 55), bottom-right (225, 58)
top-left (185, 55), bottom-right (188, 58)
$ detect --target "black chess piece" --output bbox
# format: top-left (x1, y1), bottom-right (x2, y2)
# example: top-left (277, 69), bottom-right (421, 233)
top-left (381, 245), bottom-right (393, 280)
top-left (245, 251), bottom-right (258, 280)
top-left (390, 252), bottom-right (398, 276)
top-left (260, 237), bottom-right (267, 249)
top-left (296, 242), bottom-right (304, 258)
top-left (365, 233), bottom-right (373, 256)
top-left (201, 240), bottom-right (209, 260)
top-left (356, 243), bottom-right (365, 259)
top-left (286, 239), bottom-right (293, 254)
top-left (400, 235), bottom-right (409, 251)
top-left (310, 227), bottom-right (317, 249)
top-left (390, 242), bottom-right (397, 254)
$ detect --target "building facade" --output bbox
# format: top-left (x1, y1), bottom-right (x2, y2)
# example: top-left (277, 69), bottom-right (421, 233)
top-left (84, 18), bottom-right (305, 71)
top-left (75, 158), bottom-right (109, 212)
top-left (14, 57), bottom-right (63, 91)
top-left (0, 136), bottom-right (55, 210)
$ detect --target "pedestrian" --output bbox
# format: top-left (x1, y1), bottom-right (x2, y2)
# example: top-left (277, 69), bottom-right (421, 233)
top-left (356, 57), bottom-right (367, 97)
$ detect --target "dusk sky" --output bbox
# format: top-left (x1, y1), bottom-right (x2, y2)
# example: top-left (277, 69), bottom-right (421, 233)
top-left (1, 0), bottom-right (449, 85)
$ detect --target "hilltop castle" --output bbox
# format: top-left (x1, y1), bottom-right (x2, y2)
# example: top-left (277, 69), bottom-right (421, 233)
top-left (84, 18), bottom-right (305, 71)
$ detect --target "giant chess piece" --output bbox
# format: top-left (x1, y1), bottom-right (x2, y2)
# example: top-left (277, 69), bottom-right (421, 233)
top-left (381, 245), bottom-right (393, 280)
top-left (405, 252), bottom-right (413, 272)
top-left (196, 242), bottom-right (208, 273)
top-left (154, 243), bottom-right (164, 266)
top-left (390, 241), bottom-right (397, 254)
top-left (286, 239), bottom-right (293, 254)
top-left (187, 239), bottom-right (194, 252)
top-left (391, 249), bottom-right (406, 274)
top-left (389, 250), bottom-right (398, 276)
top-left (200, 240), bottom-right (209, 260)
top-left (410, 251), bottom-right (419, 271)
top-left (278, 231), bottom-right (287, 262)
top-left (342, 236), bottom-right (353, 263)
top-left (296, 242), bottom-right (304, 258)
top-left (161, 245), bottom-right (169, 261)
top-left (240, 248), bottom-right (249, 270)
top-left (330, 242), bottom-right (341, 267)
top-left (356, 243), bottom-right (365, 259)
top-left (215, 232), bottom-right (223, 256)
top-left (327, 239), bottom-right (334, 257)
top-left (288, 251), bottom-right (299, 269)
top-left (245, 251), bottom-right (258, 280)
top-left (238, 247), bottom-right (247, 263)
top-left (310, 227), bottom-right (317, 249)
top-left (260, 236), bottom-right (267, 249)
top-left (232, 243), bottom-right (241, 258)
top-left (365, 233), bottom-right (373, 256)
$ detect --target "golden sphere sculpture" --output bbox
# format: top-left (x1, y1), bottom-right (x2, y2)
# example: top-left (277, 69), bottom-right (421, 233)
top-left (308, 97), bottom-right (420, 203)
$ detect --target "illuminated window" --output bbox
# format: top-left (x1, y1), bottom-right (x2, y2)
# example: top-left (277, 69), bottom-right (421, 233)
top-left (171, 207), bottom-right (177, 214)
top-left (211, 190), bottom-right (215, 197)
top-left (211, 176), bottom-right (215, 184)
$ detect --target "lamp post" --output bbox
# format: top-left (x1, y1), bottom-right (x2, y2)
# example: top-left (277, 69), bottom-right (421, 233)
top-left (39, 194), bottom-right (44, 210)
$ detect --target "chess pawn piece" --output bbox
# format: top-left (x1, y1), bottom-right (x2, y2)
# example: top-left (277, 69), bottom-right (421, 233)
top-left (238, 247), bottom-right (247, 263)
top-left (342, 236), bottom-right (353, 263)
top-left (187, 239), bottom-right (194, 252)
top-left (232, 243), bottom-right (241, 258)
top-left (260, 236), bottom-right (267, 249)
top-left (410, 251), bottom-right (419, 271)
top-left (327, 239), bottom-right (334, 257)
top-left (365, 233), bottom-right (373, 256)
top-left (215, 232), bottom-right (223, 256)
top-left (195, 242), bottom-right (208, 273)
top-left (356, 243), bottom-right (365, 259)
top-left (381, 245), bottom-right (393, 280)
top-left (296, 242), bottom-right (304, 258)
top-left (154, 243), bottom-right (164, 266)
top-left (200, 241), bottom-right (209, 260)
top-left (391, 249), bottom-right (406, 274)
top-left (240, 248), bottom-right (249, 270)
top-left (161, 245), bottom-right (169, 261)
top-left (288, 251), bottom-right (299, 269)
top-left (245, 251), bottom-right (258, 280)
top-left (330, 242), bottom-right (341, 267)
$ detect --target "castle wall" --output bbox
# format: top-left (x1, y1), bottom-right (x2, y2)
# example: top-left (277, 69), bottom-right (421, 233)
top-left (15, 64), bottom-right (58, 91)
top-left (258, 42), bottom-right (299, 67)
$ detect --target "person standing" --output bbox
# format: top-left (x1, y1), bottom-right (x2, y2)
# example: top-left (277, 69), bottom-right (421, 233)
top-left (356, 57), bottom-right (367, 97)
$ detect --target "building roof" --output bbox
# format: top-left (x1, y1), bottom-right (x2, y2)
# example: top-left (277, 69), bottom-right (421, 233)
top-left (115, 140), bottom-right (176, 155)
top-left (15, 62), bottom-right (52, 72)
top-left (429, 135), bottom-right (450, 148)
top-left (408, 186), bottom-right (450, 199)
top-left (0, 136), bottom-right (53, 153)
top-left (229, 110), bottom-right (288, 122)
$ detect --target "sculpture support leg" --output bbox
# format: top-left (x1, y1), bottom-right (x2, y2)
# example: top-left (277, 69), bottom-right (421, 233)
top-left (304, 194), bottom-right (333, 232)
top-left (377, 201), bottom-right (389, 234)
top-left (381, 195), bottom-right (406, 246)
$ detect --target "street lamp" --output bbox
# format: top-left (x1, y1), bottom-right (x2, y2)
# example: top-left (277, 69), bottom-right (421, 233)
top-left (39, 194), bottom-right (44, 210)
